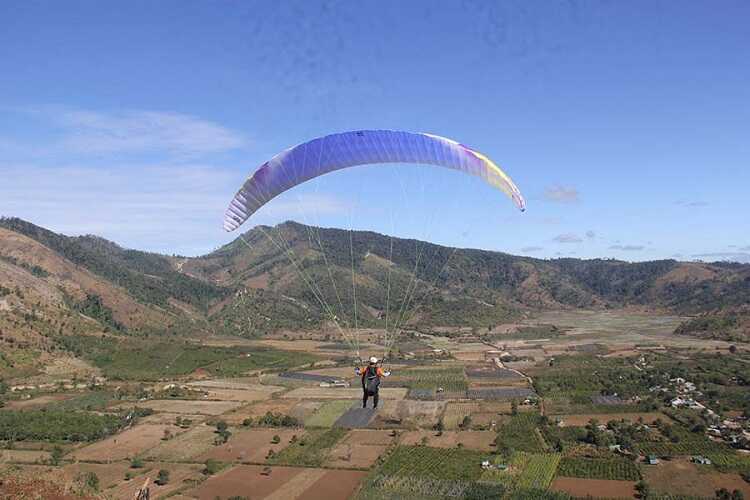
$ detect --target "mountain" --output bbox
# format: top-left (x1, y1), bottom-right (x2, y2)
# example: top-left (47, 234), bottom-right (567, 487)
top-left (1, 216), bottom-right (749, 378)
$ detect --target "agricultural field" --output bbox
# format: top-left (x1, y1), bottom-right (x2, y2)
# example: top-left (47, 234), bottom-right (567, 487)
top-left (200, 427), bottom-right (299, 463)
top-left (556, 456), bottom-right (641, 481)
top-left (326, 430), bottom-right (392, 469)
top-left (144, 423), bottom-right (218, 461)
top-left (550, 477), bottom-right (636, 499)
top-left (495, 413), bottom-right (547, 453)
top-left (515, 452), bottom-right (561, 490)
top-left (268, 428), bottom-right (348, 467)
top-left (441, 401), bottom-right (481, 429)
top-left (57, 334), bottom-right (320, 380)
top-left (398, 430), bottom-right (497, 451)
top-left (188, 464), bottom-right (366, 500)
top-left (113, 399), bottom-right (243, 415)
top-left (377, 445), bottom-right (488, 481)
top-left (635, 430), bottom-right (729, 456)
top-left (707, 452), bottom-right (750, 474)
top-left (390, 366), bottom-right (468, 393)
top-left (305, 400), bottom-right (356, 427)
top-left (71, 423), bottom-right (179, 461)
top-left (642, 458), bottom-right (750, 498)
top-left (3, 309), bottom-right (750, 500)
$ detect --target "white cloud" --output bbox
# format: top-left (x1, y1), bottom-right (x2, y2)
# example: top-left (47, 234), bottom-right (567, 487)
top-left (0, 162), bottom-right (350, 256)
top-left (610, 244), bottom-right (645, 251)
top-left (57, 109), bottom-right (246, 157)
top-left (553, 233), bottom-right (582, 243)
top-left (13, 106), bottom-right (247, 159)
top-left (676, 200), bottom-right (709, 208)
top-left (544, 185), bottom-right (579, 204)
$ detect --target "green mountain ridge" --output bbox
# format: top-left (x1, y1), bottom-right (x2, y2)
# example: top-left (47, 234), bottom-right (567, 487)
top-left (1, 217), bottom-right (748, 346)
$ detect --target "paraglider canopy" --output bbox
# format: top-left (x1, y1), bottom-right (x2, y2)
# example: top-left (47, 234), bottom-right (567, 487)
top-left (224, 130), bottom-right (525, 232)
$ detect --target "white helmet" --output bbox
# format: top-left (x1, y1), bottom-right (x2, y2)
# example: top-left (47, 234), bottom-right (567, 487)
top-left (369, 356), bottom-right (378, 364)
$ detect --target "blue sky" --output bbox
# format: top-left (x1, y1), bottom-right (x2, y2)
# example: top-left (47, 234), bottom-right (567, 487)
top-left (1, 1), bottom-right (748, 261)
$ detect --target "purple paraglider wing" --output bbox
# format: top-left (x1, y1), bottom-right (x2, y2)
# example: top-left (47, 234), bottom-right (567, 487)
top-left (223, 130), bottom-right (525, 231)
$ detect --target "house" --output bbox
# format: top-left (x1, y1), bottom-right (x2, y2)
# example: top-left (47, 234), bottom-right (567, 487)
top-left (692, 456), bottom-right (712, 465)
top-left (647, 455), bottom-right (659, 465)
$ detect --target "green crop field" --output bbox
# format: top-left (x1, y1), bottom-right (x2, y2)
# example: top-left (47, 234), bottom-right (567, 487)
top-left (635, 430), bottom-right (728, 457)
top-left (556, 456), bottom-right (641, 481)
top-left (267, 427), bottom-right (347, 466)
top-left (357, 445), bottom-right (502, 500)
top-left (495, 413), bottom-right (547, 453)
top-left (56, 334), bottom-right (317, 380)
top-left (378, 445), bottom-right (489, 481)
top-left (395, 366), bottom-right (468, 393)
top-left (707, 452), bottom-right (750, 474)
top-left (516, 452), bottom-right (561, 489)
top-left (304, 400), bottom-right (353, 427)
top-left (480, 451), bottom-right (560, 490)
top-left (48, 391), bottom-right (114, 411)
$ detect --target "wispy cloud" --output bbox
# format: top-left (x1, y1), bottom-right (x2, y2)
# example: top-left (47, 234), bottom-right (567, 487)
top-left (0, 162), bottom-right (349, 255)
top-left (553, 233), bottom-right (582, 243)
top-left (610, 244), bottom-right (645, 251)
top-left (675, 200), bottom-right (709, 208)
top-left (58, 109), bottom-right (246, 157)
top-left (14, 106), bottom-right (247, 159)
top-left (521, 246), bottom-right (544, 252)
top-left (544, 185), bottom-right (580, 204)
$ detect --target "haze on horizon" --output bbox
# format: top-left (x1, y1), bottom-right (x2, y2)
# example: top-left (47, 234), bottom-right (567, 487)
top-left (1, 1), bottom-right (748, 262)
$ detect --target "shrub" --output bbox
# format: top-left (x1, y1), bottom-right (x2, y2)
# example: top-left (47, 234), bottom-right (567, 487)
top-left (155, 469), bottom-right (170, 486)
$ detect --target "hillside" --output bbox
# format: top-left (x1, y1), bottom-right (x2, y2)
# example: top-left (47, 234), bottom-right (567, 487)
top-left (1, 217), bottom-right (749, 378)
top-left (190, 221), bottom-right (750, 336)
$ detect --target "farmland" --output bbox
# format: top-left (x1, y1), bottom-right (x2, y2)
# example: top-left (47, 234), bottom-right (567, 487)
top-left (2, 308), bottom-right (750, 499)
top-left (556, 456), bottom-right (641, 481)
top-left (495, 413), bottom-right (547, 453)
top-left (305, 400), bottom-right (355, 427)
top-left (268, 427), bottom-right (348, 467)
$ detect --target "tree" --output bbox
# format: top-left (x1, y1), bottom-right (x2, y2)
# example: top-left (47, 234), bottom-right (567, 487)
top-left (216, 420), bottom-right (228, 433)
top-left (81, 472), bottom-right (99, 492)
top-left (271, 434), bottom-right (280, 444)
top-left (204, 459), bottom-right (221, 475)
top-left (50, 445), bottom-right (64, 466)
top-left (155, 469), bottom-right (170, 486)
top-left (130, 457), bottom-right (144, 469)
top-left (460, 415), bottom-right (472, 429)
top-left (635, 480), bottom-right (650, 499)
top-left (729, 345), bottom-right (738, 354)
top-left (716, 488), bottom-right (731, 500)
top-left (510, 399), bottom-right (518, 416)
top-left (731, 490), bottom-right (744, 500)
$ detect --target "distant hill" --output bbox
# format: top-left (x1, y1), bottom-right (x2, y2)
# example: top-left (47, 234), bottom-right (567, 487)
top-left (1, 216), bottom-right (748, 377)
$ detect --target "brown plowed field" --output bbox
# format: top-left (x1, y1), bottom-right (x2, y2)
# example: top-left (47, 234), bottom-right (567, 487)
top-left (106, 462), bottom-right (202, 499)
top-left (550, 477), bottom-right (636, 498)
top-left (61, 462), bottom-right (133, 490)
top-left (71, 424), bottom-right (177, 461)
top-left (199, 428), bottom-right (299, 463)
top-left (145, 424), bottom-right (217, 461)
top-left (188, 464), bottom-right (367, 500)
top-left (112, 399), bottom-right (242, 415)
top-left (398, 430), bottom-right (497, 451)
top-left (642, 458), bottom-right (750, 498)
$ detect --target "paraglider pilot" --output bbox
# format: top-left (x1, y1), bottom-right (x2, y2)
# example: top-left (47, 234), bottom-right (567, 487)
top-left (356, 357), bottom-right (390, 409)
